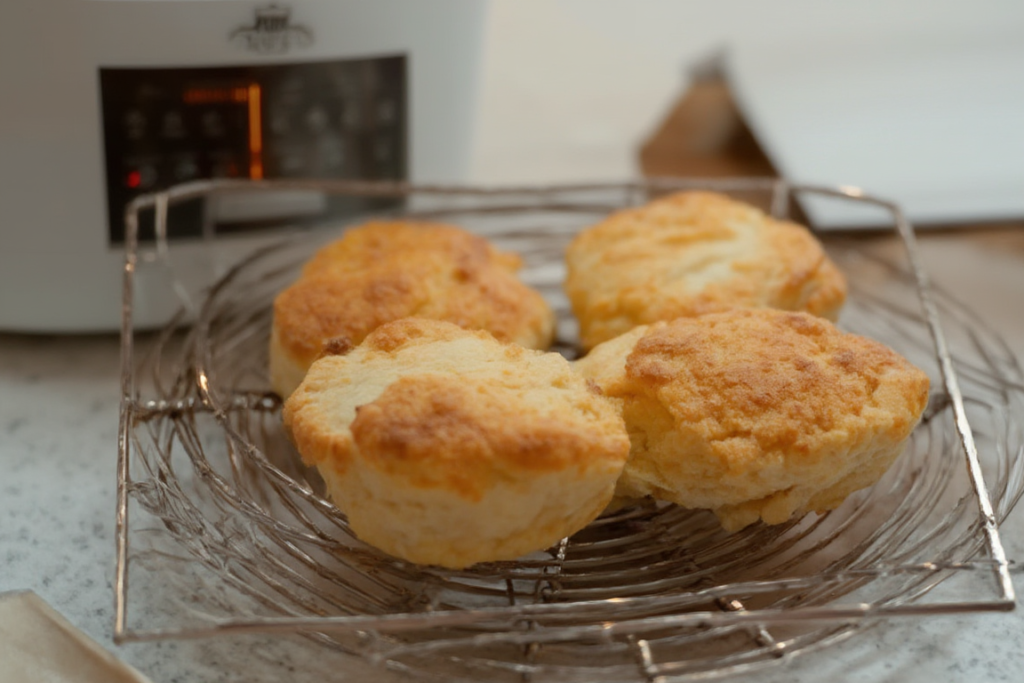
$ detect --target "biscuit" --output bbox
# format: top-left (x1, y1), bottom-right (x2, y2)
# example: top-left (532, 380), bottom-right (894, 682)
top-left (270, 221), bottom-right (555, 397)
top-left (283, 318), bottom-right (630, 568)
top-left (564, 191), bottom-right (847, 350)
top-left (574, 309), bottom-right (930, 531)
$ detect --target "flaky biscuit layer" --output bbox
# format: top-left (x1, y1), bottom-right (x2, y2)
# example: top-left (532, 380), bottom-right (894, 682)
top-left (270, 221), bottom-right (555, 397)
top-left (565, 191), bottom-right (847, 350)
top-left (283, 319), bottom-right (630, 567)
top-left (574, 309), bottom-right (930, 530)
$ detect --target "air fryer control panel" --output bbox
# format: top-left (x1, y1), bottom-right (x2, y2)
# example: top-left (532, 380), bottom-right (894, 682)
top-left (99, 55), bottom-right (406, 243)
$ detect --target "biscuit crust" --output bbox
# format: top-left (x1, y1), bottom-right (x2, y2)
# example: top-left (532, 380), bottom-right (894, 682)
top-left (574, 309), bottom-right (930, 530)
top-left (270, 221), bottom-right (555, 397)
top-left (283, 319), bottom-right (630, 567)
top-left (564, 192), bottom-right (847, 350)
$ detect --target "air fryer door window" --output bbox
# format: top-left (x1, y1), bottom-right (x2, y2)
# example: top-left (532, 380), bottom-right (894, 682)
top-left (99, 55), bottom-right (407, 244)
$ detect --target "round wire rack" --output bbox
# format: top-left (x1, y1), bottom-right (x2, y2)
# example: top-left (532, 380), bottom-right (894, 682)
top-left (115, 179), bottom-right (1024, 682)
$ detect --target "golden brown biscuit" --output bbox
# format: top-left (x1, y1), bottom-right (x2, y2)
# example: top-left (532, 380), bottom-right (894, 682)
top-left (574, 309), bottom-right (930, 531)
top-left (270, 221), bottom-right (555, 397)
top-left (283, 318), bottom-right (630, 568)
top-left (564, 191), bottom-right (847, 350)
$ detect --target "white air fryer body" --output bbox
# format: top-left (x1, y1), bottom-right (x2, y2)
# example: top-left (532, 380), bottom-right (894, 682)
top-left (0, 0), bottom-right (487, 331)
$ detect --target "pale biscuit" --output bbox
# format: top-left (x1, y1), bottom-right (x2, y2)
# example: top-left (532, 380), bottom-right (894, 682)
top-left (283, 318), bottom-right (630, 568)
top-left (564, 191), bottom-right (847, 350)
top-left (574, 309), bottom-right (930, 531)
top-left (270, 221), bottom-right (555, 397)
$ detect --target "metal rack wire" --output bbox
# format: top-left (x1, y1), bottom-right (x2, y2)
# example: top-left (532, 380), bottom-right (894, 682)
top-left (114, 178), bottom-right (1023, 681)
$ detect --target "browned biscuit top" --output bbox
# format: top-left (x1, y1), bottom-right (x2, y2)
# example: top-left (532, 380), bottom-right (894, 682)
top-left (350, 373), bottom-right (625, 502)
top-left (284, 318), bottom-right (629, 502)
top-left (625, 310), bottom-right (929, 458)
top-left (564, 191), bottom-right (847, 349)
top-left (573, 308), bottom-right (931, 529)
top-left (273, 221), bottom-right (553, 370)
top-left (301, 220), bottom-right (523, 278)
top-left (283, 318), bottom-right (631, 567)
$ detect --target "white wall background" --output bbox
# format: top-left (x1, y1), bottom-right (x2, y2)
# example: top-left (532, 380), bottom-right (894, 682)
top-left (468, 0), bottom-right (1024, 185)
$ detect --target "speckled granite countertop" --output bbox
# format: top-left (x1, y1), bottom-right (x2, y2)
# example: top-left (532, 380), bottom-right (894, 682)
top-left (2, 229), bottom-right (1023, 682)
top-left (8, 2), bottom-right (1024, 677)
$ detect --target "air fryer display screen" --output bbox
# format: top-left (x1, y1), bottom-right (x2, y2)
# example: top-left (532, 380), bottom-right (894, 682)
top-left (100, 56), bottom-right (406, 243)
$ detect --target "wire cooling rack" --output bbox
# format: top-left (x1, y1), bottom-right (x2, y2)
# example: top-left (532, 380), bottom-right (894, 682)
top-left (114, 178), bottom-right (1023, 681)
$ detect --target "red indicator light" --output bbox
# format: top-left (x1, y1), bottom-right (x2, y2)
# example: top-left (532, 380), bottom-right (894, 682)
top-left (126, 170), bottom-right (142, 189)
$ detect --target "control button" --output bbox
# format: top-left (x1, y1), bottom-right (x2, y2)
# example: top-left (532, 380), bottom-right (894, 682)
top-left (124, 110), bottom-right (146, 141)
top-left (305, 106), bottom-right (328, 134)
top-left (174, 157), bottom-right (199, 181)
top-left (201, 111), bottom-right (225, 138)
top-left (377, 99), bottom-right (397, 125)
top-left (278, 151), bottom-right (306, 175)
top-left (319, 137), bottom-right (345, 171)
top-left (341, 103), bottom-right (360, 129)
top-left (269, 107), bottom-right (290, 135)
top-left (161, 111), bottom-right (186, 139)
top-left (374, 138), bottom-right (392, 163)
top-left (271, 142), bottom-right (307, 176)
top-left (125, 165), bottom-right (158, 189)
top-left (140, 165), bottom-right (158, 188)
